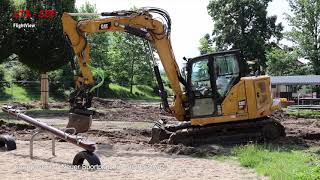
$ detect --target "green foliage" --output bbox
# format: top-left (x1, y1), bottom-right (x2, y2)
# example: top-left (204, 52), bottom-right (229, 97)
top-left (100, 83), bottom-right (160, 100)
top-left (79, 1), bottom-right (97, 14)
top-left (48, 64), bottom-right (74, 98)
top-left (0, 0), bottom-right (15, 62)
top-left (207, 0), bottom-right (283, 68)
top-left (0, 65), bottom-right (5, 82)
top-left (0, 65), bottom-right (6, 93)
top-left (107, 32), bottom-right (154, 86)
top-left (2, 83), bottom-right (39, 102)
top-left (287, 109), bottom-right (320, 118)
top-left (199, 33), bottom-right (215, 55)
top-left (14, 0), bottom-right (75, 72)
top-left (287, 0), bottom-right (320, 74)
top-left (220, 144), bottom-right (320, 180)
top-left (266, 47), bottom-right (310, 75)
top-left (10, 62), bottom-right (40, 81)
top-left (79, 2), bottom-right (154, 90)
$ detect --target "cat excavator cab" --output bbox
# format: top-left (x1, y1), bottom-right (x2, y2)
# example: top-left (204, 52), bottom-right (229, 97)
top-left (61, 7), bottom-right (285, 145)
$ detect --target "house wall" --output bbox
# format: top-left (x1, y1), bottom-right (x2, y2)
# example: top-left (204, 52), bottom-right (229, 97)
top-left (272, 85), bottom-right (313, 99)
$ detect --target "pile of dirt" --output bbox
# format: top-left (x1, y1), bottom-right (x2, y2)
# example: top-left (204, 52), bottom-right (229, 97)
top-left (0, 120), bottom-right (35, 131)
top-left (271, 110), bottom-right (320, 146)
top-left (92, 98), bottom-right (132, 108)
top-left (88, 127), bottom-right (229, 157)
top-left (49, 102), bottom-right (69, 109)
top-left (92, 98), bottom-right (174, 123)
top-left (157, 144), bottom-right (229, 157)
top-left (88, 128), bottom-right (151, 144)
top-left (3, 102), bottom-right (36, 110)
top-left (270, 109), bottom-right (291, 122)
top-left (0, 119), bottom-right (37, 140)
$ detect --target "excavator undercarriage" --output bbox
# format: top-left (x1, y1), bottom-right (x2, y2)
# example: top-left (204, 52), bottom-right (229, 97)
top-left (150, 118), bottom-right (285, 146)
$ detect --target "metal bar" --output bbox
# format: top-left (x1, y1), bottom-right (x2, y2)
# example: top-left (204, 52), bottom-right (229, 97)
top-left (67, 13), bottom-right (101, 17)
top-left (51, 134), bottom-right (55, 156)
top-left (30, 129), bottom-right (42, 159)
top-left (2, 106), bottom-right (96, 152)
top-left (30, 129), bottom-right (56, 159)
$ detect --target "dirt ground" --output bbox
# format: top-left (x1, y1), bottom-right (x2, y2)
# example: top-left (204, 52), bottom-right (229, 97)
top-left (1, 98), bottom-right (320, 179)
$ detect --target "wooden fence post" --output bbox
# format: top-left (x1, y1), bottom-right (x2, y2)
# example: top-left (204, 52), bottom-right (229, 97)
top-left (40, 73), bottom-right (49, 109)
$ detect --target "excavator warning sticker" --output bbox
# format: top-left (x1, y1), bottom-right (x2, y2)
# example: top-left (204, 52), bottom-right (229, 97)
top-left (99, 22), bottom-right (112, 30)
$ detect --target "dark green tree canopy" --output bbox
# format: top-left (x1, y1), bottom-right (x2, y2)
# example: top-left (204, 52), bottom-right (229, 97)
top-left (0, 0), bottom-right (14, 61)
top-left (287, 0), bottom-right (320, 74)
top-left (0, 0), bottom-right (76, 72)
top-left (14, 0), bottom-right (75, 72)
top-left (266, 47), bottom-right (311, 76)
top-left (207, 0), bottom-right (283, 68)
top-left (198, 33), bottom-right (215, 55)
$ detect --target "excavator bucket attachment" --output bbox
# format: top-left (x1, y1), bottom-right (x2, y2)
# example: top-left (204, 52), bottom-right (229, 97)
top-left (149, 120), bottom-right (172, 144)
top-left (67, 113), bottom-right (92, 133)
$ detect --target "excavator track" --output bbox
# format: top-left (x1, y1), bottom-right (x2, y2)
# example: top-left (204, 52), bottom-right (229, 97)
top-left (150, 118), bottom-right (285, 146)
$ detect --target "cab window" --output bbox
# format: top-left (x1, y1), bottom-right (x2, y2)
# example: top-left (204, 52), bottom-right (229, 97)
top-left (191, 59), bottom-right (212, 96)
top-left (215, 55), bottom-right (239, 97)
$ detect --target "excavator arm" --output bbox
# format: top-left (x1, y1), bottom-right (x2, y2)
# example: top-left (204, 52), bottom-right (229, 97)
top-left (62, 8), bottom-right (187, 122)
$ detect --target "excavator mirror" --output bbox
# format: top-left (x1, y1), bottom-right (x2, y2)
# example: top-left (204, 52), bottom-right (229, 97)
top-left (183, 57), bottom-right (187, 61)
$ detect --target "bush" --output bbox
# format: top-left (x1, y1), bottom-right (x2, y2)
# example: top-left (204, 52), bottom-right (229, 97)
top-left (48, 64), bottom-right (74, 99)
top-left (10, 62), bottom-right (40, 81)
top-left (0, 65), bottom-right (6, 92)
top-left (0, 65), bottom-right (5, 81)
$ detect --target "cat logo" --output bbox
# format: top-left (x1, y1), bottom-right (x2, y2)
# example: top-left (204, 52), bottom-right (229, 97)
top-left (99, 22), bottom-right (111, 30)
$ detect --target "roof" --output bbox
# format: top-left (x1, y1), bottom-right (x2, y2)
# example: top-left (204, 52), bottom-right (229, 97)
top-left (271, 75), bottom-right (320, 85)
top-left (297, 57), bottom-right (310, 64)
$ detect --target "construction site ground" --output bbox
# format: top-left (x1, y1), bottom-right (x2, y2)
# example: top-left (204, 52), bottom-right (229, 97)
top-left (0, 98), bottom-right (320, 179)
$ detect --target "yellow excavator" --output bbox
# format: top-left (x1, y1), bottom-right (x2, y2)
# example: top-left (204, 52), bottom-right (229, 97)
top-left (61, 7), bottom-right (285, 145)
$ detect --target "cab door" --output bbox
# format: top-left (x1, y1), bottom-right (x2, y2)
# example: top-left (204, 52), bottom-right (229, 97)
top-left (189, 57), bottom-right (217, 117)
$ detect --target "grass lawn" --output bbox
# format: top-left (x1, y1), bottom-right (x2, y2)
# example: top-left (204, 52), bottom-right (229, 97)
top-left (0, 83), bottom-right (163, 102)
top-left (0, 84), bottom-right (39, 102)
top-left (287, 110), bottom-right (320, 118)
top-left (106, 83), bottom-right (161, 100)
top-left (215, 144), bottom-right (320, 180)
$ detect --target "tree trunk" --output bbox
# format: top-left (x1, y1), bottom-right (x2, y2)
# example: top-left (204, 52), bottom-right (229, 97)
top-left (130, 58), bottom-right (135, 94)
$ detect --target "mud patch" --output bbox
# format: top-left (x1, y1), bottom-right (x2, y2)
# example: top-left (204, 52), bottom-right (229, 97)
top-left (0, 120), bottom-right (35, 131)
top-left (158, 144), bottom-right (229, 157)
top-left (92, 98), bottom-right (132, 108)
top-left (88, 128), bottom-right (229, 157)
top-left (3, 102), bottom-right (35, 110)
top-left (271, 110), bottom-right (320, 146)
top-left (88, 128), bottom-right (151, 144)
top-left (91, 98), bottom-right (174, 123)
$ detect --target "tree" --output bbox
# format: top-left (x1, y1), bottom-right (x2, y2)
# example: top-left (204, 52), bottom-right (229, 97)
top-left (287, 0), bottom-right (320, 74)
top-left (266, 47), bottom-right (310, 75)
top-left (78, 1), bottom-right (111, 84)
top-left (198, 33), bottom-right (215, 55)
top-left (78, 2), bottom-right (154, 93)
top-left (0, 0), bottom-right (14, 62)
top-left (207, 0), bottom-right (283, 69)
top-left (79, 1), bottom-right (96, 14)
top-left (12, 0), bottom-right (75, 72)
top-left (107, 32), bottom-right (154, 88)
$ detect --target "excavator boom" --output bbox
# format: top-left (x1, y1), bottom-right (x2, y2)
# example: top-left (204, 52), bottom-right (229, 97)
top-left (62, 8), bottom-right (186, 122)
